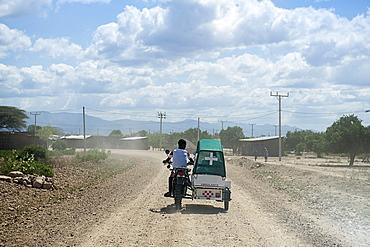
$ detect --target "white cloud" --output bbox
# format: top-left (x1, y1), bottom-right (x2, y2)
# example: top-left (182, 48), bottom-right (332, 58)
top-left (2, 0), bottom-right (370, 131)
top-left (0, 63), bottom-right (23, 96)
top-left (0, 24), bottom-right (31, 58)
top-left (84, 0), bottom-right (370, 69)
top-left (31, 37), bottom-right (82, 58)
top-left (56, 0), bottom-right (111, 4)
top-left (0, 0), bottom-right (52, 18)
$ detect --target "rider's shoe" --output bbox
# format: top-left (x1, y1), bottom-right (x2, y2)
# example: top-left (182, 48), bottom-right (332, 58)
top-left (164, 192), bottom-right (172, 197)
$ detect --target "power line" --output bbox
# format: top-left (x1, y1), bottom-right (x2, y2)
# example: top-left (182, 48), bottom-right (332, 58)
top-left (283, 110), bottom-right (367, 115)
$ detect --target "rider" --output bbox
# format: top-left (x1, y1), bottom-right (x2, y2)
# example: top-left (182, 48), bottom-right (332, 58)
top-left (163, 139), bottom-right (193, 197)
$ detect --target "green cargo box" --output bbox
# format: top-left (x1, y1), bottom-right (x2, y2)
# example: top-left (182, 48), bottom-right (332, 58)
top-left (194, 139), bottom-right (226, 177)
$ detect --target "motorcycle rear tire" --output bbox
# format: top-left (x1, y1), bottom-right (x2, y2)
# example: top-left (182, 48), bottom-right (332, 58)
top-left (174, 184), bottom-right (182, 210)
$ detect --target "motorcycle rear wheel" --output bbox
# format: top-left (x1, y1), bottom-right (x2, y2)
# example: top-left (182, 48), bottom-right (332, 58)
top-left (174, 184), bottom-right (182, 210)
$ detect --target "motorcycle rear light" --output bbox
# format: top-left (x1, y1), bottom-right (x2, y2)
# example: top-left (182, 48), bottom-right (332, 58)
top-left (178, 172), bottom-right (185, 175)
top-left (216, 193), bottom-right (221, 198)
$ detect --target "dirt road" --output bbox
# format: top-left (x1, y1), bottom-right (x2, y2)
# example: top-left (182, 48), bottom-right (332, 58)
top-left (75, 150), bottom-right (353, 247)
top-left (79, 150), bottom-right (306, 247)
top-left (2, 150), bottom-right (369, 246)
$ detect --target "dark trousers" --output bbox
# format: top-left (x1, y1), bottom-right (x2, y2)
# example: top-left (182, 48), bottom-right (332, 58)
top-left (168, 176), bottom-right (173, 194)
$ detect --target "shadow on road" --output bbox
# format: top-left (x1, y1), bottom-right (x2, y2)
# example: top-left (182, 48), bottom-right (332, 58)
top-left (150, 203), bottom-right (226, 215)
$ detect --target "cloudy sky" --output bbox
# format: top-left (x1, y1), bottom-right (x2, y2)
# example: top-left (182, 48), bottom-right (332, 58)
top-left (1, 0), bottom-right (370, 132)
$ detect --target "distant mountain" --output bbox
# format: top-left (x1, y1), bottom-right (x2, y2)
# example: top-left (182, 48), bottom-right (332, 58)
top-left (25, 111), bottom-right (303, 137)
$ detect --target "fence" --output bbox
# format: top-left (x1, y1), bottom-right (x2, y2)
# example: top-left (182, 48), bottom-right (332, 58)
top-left (0, 132), bottom-right (47, 150)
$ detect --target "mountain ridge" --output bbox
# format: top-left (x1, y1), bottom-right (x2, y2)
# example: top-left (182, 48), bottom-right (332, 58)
top-left (25, 111), bottom-right (305, 137)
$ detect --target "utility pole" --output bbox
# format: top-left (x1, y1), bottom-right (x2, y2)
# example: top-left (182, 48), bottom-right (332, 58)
top-left (249, 123), bottom-right (256, 138)
top-left (158, 112), bottom-right (166, 150)
top-left (273, 125), bottom-right (278, 136)
top-left (218, 120), bottom-right (227, 130)
top-left (30, 112), bottom-right (41, 136)
top-left (83, 107), bottom-right (86, 155)
top-left (270, 92), bottom-right (289, 161)
top-left (197, 117), bottom-right (200, 142)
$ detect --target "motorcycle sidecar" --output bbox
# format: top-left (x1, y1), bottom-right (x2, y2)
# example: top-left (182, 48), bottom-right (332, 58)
top-left (191, 139), bottom-right (231, 210)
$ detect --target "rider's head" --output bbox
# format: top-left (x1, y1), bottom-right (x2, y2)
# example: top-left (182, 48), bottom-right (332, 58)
top-left (178, 139), bottom-right (186, 149)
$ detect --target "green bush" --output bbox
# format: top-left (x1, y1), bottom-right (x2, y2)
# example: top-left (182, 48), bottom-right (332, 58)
top-left (76, 148), bottom-right (111, 162)
top-left (51, 140), bottom-right (67, 150)
top-left (49, 147), bottom-right (76, 156)
top-left (1, 150), bottom-right (53, 177)
top-left (0, 150), bottom-right (12, 158)
top-left (63, 147), bottom-right (76, 155)
top-left (20, 145), bottom-right (48, 161)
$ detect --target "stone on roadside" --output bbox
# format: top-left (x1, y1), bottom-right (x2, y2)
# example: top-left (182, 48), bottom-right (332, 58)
top-left (0, 175), bottom-right (12, 182)
top-left (21, 176), bottom-right (31, 185)
top-left (33, 177), bottom-right (44, 188)
top-left (8, 171), bottom-right (24, 178)
top-left (42, 182), bottom-right (53, 189)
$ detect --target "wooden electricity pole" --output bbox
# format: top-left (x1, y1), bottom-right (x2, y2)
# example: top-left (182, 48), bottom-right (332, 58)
top-left (270, 92), bottom-right (289, 161)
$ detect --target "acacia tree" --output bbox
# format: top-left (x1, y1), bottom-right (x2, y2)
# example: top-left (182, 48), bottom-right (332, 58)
top-left (325, 114), bottom-right (365, 166)
top-left (0, 106), bottom-right (29, 131)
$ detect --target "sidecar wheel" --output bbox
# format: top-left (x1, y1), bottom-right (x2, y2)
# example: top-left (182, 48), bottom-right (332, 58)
top-left (224, 200), bottom-right (229, 211)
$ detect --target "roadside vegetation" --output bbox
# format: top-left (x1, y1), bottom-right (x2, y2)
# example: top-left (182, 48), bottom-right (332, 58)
top-left (0, 145), bottom-right (53, 177)
top-left (0, 144), bottom-right (111, 177)
top-left (285, 115), bottom-right (370, 166)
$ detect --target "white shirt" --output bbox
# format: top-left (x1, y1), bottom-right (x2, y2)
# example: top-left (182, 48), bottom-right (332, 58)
top-left (168, 149), bottom-right (190, 168)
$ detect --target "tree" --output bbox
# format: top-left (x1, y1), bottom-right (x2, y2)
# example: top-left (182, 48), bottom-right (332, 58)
top-left (219, 126), bottom-right (245, 154)
top-left (285, 130), bottom-right (304, 150)
top-left (295, 142), bottom-right (306, 154)
top-left (183, 128), bottom-right (212, 144)
top-left (51, 140), bottom-right (67, 150)
top-left (109, 130), bottom-right (123, 137)
top-left (183, 128), bottom-right (199, 144)
top-left (325, 114), bottom-right (365, 166)
top-left (364, 125), bottom-right (370, 151)
top-left (37, 124), bottom-right (64, 141)
top-left (136, 130), bottom-right (148, 137)
top-left (0, 106), bottom-right (29, 131)
top-left (147, 132), bottom-right (161, 149)
top-left (285, 130), bottom-right (328, 157)
top-left (27, 124), bottom-right (42, 133)
top-left (310, 132), bottom-right (327, 158)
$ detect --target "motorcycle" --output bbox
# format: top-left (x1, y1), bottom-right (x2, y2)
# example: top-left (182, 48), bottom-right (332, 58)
top-left (163, 150), bottom-right (193, 210)
top-left (163, 139), bottom-right (231, 211)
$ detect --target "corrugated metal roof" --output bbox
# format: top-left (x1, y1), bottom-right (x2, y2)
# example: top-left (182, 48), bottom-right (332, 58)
top-left (239, 136), bottom-right (283, 142)
top-left (61, 135), bottom-right (91, 140)
top-left (121, 136), bottom-right (148, 141)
